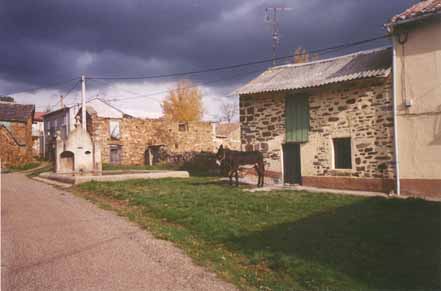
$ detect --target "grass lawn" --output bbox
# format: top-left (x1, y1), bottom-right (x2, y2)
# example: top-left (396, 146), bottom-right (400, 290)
top-left (75, 177), bottom-right (441, 291)
top-left (6, 162), bottom-right (42, 172)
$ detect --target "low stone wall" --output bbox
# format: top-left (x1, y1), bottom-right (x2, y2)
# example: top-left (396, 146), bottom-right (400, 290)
top-left (240, 77), bottom-right (396, 190)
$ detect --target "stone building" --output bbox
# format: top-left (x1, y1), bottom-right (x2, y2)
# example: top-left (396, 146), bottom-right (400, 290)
top-left (237, 47), bottom-right (396, 193)
top-left (81, 98), bottom-right (216, 166)
top-left (0, 97), bottom-right (35, 168)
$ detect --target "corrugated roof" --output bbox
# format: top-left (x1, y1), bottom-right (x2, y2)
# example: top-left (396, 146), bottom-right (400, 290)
top-left (388, 0), bottom-right (441, 26)
top-left (0, 102), bottom-right (35, 122)
top-left (236, 47), bottom-right (392, 95)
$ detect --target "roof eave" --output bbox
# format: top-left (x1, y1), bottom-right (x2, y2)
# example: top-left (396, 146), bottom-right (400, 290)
top-left (386, 11), bottom-right (441, 32)
top-left (238, 71), bottom-right (391, 96)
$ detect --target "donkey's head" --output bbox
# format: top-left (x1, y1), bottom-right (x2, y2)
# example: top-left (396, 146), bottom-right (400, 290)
top-left (215, 145), bottom-right (225, 166)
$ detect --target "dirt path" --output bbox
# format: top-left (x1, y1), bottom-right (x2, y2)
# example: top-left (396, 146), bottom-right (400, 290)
top-left (1, 173), bottom-right (236, 291)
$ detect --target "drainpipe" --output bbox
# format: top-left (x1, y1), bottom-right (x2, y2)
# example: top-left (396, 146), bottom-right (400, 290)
top-left (392, 41), bottom-right (401, 196)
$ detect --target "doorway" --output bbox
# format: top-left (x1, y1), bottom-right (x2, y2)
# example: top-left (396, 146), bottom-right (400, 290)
top-left (109, 145), bottom-right (122, 165)
top-left (283, 143), bottom-right (301, 184)
top-left (59, 151), bottom-right (75, 172)
top-left (144, 145), bottom-right (163, 165)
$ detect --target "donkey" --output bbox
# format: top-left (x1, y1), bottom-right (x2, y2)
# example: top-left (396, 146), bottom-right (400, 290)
top-left (215, 145), bottom-right (265, 187)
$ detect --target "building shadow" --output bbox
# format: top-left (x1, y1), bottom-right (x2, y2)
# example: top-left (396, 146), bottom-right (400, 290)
top-left (223, 197), bottom-right (441, 290)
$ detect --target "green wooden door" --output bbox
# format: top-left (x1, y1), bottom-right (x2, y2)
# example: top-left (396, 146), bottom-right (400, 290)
top-left (286, 95), bottom-right (309, 142)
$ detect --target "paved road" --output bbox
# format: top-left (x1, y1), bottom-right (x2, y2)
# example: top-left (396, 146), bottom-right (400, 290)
top-left (1, 173), bottom-right (236, 291)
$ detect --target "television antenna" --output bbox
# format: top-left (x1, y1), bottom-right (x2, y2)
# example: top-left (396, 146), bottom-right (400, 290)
top-left (265, 7), bottom-right (292, 66)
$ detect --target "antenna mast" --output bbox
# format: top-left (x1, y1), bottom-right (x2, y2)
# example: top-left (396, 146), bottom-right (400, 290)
top-left (265, 7), bottom-right (291, 66)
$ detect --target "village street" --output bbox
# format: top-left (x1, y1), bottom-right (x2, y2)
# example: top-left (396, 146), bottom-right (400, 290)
top-left (1, 173), bottom-right (236, 291)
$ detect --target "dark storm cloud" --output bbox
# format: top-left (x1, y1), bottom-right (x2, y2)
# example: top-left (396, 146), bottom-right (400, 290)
top-left (1, 0), bottom-right (412, 94)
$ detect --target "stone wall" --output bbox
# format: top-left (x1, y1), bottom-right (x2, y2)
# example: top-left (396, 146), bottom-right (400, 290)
top-left (214, 125), bottom-right (241, 151)
top-left (88, 113), bottom-right (216, 165)
top-left (306, 77), bottom-right (395, 179)
top-left (0, 119), bottom-right (34, 168)
top-left (239, 77), bottom-right (396, 191)
top-left (240, 91), bottom-right (286, 180)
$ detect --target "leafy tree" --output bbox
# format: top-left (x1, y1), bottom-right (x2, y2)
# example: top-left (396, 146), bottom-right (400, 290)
top-left (161, 80), bottom-right (204, 121)
top-left (293, 47), bottom-right (320, 64)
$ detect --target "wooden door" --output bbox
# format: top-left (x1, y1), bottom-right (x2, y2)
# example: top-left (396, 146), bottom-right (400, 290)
top-left (110, 145), bottom-right (121, 165)
top-left (283, 143), bottom-right (301, 184)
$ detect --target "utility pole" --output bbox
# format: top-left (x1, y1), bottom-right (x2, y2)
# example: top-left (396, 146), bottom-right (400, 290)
top-left (265, 7), bottom-right (292, 66)
top-left (81, 75), bottom-right (87, 130)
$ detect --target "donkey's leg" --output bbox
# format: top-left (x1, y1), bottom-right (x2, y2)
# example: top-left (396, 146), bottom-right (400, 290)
top-left (254, 165), bottom-right (260, 187)
top-left (229, 170), bottom-right (233, 186)
top-left (258, 163), bottom-right (264, 187)
top-left (235, 170), bottom-right (239, 187)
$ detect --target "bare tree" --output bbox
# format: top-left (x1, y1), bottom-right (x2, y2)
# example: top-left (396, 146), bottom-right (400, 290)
top-left (217, 100), bottom-right (239, 123)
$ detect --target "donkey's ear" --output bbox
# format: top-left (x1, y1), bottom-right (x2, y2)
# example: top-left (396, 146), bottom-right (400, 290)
top-left (219, 145), bottom-right (223, 149)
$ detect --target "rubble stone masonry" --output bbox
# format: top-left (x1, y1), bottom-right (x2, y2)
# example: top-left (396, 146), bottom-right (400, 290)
top-left (0, 119), bottom-right (34, 168)
top-left (240, 77), bottom-right (396, 192)
top-left (88, 113), bottom-right (215, 165)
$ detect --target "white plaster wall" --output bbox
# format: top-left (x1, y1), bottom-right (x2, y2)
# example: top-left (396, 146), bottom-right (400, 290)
top-left (394, 20), bottom-right (441, 179)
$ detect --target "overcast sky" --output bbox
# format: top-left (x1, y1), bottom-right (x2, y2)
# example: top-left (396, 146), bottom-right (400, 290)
top-left (1, 0), bottom-right (412, 119)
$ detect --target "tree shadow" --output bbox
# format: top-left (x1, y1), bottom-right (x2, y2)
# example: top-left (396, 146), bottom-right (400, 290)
top-left (223, 197), bottom-right (441, 290)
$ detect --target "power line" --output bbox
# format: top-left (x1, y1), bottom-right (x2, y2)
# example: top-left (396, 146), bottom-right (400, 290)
top-left (2, 35), bottom-right (389, 97)
top-left (87, 78), bottom-right (163, 104)
top-left (87, 35), bottom-right (389, 80)
top-left (63, 79), bottom-right (81, 99)
top-left (101, 35), bottom-right (386, 103)
top-left (105, 66), bottom-right (264, 103)
top-left (4, 77), bottom-right (79, 96)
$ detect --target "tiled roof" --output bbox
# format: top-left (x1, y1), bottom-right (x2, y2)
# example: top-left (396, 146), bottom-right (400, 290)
top-left (237, 47), bottom-right (392, 95)
top-left (388, 0), bottom-right (441, 26)
top-left (34, 112), bottom-right (46, 122)
top-left (0, 102), bottom-right (35, 122)
top-left (216, 123), bottom-right (240, 137)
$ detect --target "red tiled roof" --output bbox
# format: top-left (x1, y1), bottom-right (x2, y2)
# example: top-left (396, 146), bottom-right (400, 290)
top-left (388, 0), bottom-right (441, 26)
top-left (34, 111), bottom-right (46, 122)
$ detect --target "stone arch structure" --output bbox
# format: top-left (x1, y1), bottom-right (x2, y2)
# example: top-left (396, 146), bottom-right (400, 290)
top-left (59, 151), bottom-right (75, 172)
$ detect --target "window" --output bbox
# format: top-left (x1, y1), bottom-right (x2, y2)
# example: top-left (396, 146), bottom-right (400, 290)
top-left (109, 120), bottom-right (121, 140)
top-left (333, 138), bottom-right (352, 169)
top-left (178, 123), bottom-right (188, 132)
